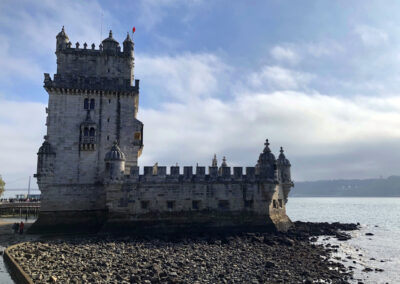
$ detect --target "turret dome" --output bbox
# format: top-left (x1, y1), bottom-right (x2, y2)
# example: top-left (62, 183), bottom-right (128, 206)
top-left (102, 30), bottom-right (119, 51)
top-left (123, 32), bottom-right (133, 43)
top-left (56, 26), bottom-right (69, 40)
top-left (56, 26), bottom-right (70, 51)
top-left (277, 147), bottom-right (291, 166)
top-left (105, 141), bottom-right (126, 161)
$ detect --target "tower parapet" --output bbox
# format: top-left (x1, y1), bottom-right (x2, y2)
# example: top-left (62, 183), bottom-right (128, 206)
top-left (51, 27), bottom-right (137, 93)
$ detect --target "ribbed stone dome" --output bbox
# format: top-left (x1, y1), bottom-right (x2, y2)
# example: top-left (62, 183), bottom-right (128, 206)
top-left (258, 139), bottom-right (276, 163)
top-left (102, 30), bottom-right (119, 51)
top-left (105, 142), bottom-right (126, 161)
top-left (56, 26), bottom-right (69, 40)
top-left (277, 147), bottom-right (291, 166)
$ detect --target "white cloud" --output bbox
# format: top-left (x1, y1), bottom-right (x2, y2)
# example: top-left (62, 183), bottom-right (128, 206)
top-left (247, 66), bottom-right (314, 90)
top-left (0, 37), bottom-right (43, 82)
top-left (354, 25), bottom-right (388, 47)
top-left (305, 41), bottom-right (344, 57)
top-left (136, 53), bottom-right (230, 101)
top-left (138, 0), bottom-right (203, 31)
top-left (0, 0), bottom-right (115, 83)
top-left (139, 89), bottom-right (400, 181)
top-left (0, 99), bottom-right (46, 189)
top-left (270, 45), bottom-right (301, 65)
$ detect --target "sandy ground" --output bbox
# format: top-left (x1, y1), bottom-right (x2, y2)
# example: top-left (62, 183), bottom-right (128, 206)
top-left (0, 221), bottom-right (40, 248)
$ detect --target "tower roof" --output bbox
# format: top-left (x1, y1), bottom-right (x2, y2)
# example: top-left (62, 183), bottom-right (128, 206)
top-left (123, 32), bottom-right (133, 43)
top-left (278, 147), bottom-right (291, 166)
top-left (56, 26), bottom-right (69, 40)
top-left (105, 141), bottom-right (126, 161)
top-left (212, 154), bottom-right (217, 167)
top-left (102, 30), bottom-right (119, 44)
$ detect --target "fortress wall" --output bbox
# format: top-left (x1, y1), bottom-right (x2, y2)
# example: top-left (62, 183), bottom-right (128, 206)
top-left (39, 184), bottom-right (106, 212)
top-left (104, 178), bottom-right (290, 232)
top-left (103, 165), bottom-right (290, 230)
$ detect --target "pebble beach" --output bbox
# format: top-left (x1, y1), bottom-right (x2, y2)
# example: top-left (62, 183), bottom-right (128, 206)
top-left (4, 222), bottom-right (358, 284)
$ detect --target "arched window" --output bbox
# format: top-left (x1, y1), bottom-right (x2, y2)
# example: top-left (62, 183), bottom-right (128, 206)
top-left (84, 98), bottom-right (89, 110)
top-left (84, 127), bottom-right (89, 136)
top-left (90, 99), bottom-right (95, 110)
top-left (89, 128), bottom-right (95, 136)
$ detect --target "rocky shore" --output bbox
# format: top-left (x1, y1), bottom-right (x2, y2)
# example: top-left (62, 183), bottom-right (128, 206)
top-left (6, 222), bottom-right (359, 284)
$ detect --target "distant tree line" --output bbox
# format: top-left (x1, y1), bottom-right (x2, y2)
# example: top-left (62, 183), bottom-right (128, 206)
top-left (0, 175), bottom-right (4, 197)
top-left (290, 176), bottom-right (400, 197)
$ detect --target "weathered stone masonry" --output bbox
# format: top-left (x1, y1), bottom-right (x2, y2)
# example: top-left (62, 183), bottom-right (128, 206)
top-left (32, 27), bottom-right (294, 233)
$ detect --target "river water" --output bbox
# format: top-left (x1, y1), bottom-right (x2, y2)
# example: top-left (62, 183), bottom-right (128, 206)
top-left (287, 197), bottom-right (400, 283)
top-left (1, 198), bottom-right (399, 283)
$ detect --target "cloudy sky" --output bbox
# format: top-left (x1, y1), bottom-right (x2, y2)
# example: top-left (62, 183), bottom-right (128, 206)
top-left (1, 0), bottom-right (400, 189)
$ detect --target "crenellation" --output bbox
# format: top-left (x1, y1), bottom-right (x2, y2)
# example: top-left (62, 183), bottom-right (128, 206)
top-left (220, 166), bottom-right (231, 178)
top-left (246, 167), bottom-right (256, 180)
top-left (233, 167), bottom-right (243, 179)
top-left (183, 166), bottom-right (193, 180)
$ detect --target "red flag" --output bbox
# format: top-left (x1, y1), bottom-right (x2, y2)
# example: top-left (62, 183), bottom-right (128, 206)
top-left (132, 27), bottom-right (136, 33)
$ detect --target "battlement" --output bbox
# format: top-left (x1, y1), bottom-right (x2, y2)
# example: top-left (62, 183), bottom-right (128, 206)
top-left (122, 166), bottom-right (281, 183)
top-left (54, 28), bottom-right (135, 88)
top-left (43, 73), bottom-right (139, 93)
top-left (57, 41), bottom-right (131, 57)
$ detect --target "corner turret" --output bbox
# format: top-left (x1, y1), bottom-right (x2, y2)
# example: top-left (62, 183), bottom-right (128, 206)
top-left (256, 139), bottom-right (278, 180)
top-left (34, 138), bottom-right (56, 184)
top-left (102, 30), bottom-right (120, 53)
top-left (104, 141), bottom-right (126, 181)
top-left (123, 32), bottom-right (134, 56)
top-left (277, 147), bottom-right (293, 203)
top-left (56, 26), bottom-right (69, 51)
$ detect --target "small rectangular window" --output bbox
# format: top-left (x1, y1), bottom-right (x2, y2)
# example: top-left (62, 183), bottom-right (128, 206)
top-left (134, 132), bottom-right (141, 140)
top-left (278, 199), bottom-right (283, 208)
top-left (84, 98), bottom-right (89, 110)
top-left (244, 200), bottom-right (253, 209)
top-left (273, 200), bottom-right (278, 209)
top-left (218, 200), bottom-right (229, 210)
top-left (90, 99), bottom-right (95, 110)
top-left (141, 201), bottom-right (149, 209)
top-left (167, 201), bottom-right (175, 209)
top-left (192, 200), bottom-right (200, 210)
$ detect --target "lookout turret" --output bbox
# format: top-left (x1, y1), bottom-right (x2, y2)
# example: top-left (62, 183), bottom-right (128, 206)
top-left (104, 142), bottom-right (126, 181)
top-left (102, 30), bottom-right (120, 52)
top-left (256, 139), bottom-right (278, 180)
top-left (123, 33), bottom-right (134, 56)
top-left (277, 147), bottom-right (291, 183)
top-left (56, 26), bottom-right (69, 51)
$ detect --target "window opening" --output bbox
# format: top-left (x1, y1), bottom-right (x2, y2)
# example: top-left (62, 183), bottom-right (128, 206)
top-left (84, 98), bottom-right (89, 110)
top-left (141, 201), bottom-right (149, 209)
top-left (192, 200), bottom-right (200, 210)
top-left (89, 128), bottom-right (95, 136)
top-left (167, 201), bottom-right (175, 209)
top-left (90, 99), bottom-right (95, 110)
top-left (244, 200), bottom-right (254, 209)
top-left (218, 200), bottom-right (229, 210)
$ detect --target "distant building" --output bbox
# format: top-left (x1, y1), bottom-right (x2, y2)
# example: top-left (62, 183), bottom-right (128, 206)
top-left (32, 27), bottom-right (294, 233)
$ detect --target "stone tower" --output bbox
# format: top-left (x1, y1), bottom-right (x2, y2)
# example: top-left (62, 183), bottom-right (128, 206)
top-left (34, 27), bottom-right (143, 225)
top-left (32, 27), bottom-right (294, 233)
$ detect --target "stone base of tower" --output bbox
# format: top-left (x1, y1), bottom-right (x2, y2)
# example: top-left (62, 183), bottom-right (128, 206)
top-left (28, 210), bottom-right (107, 234)
top-left (101, 210), bottom-right (293, 235)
